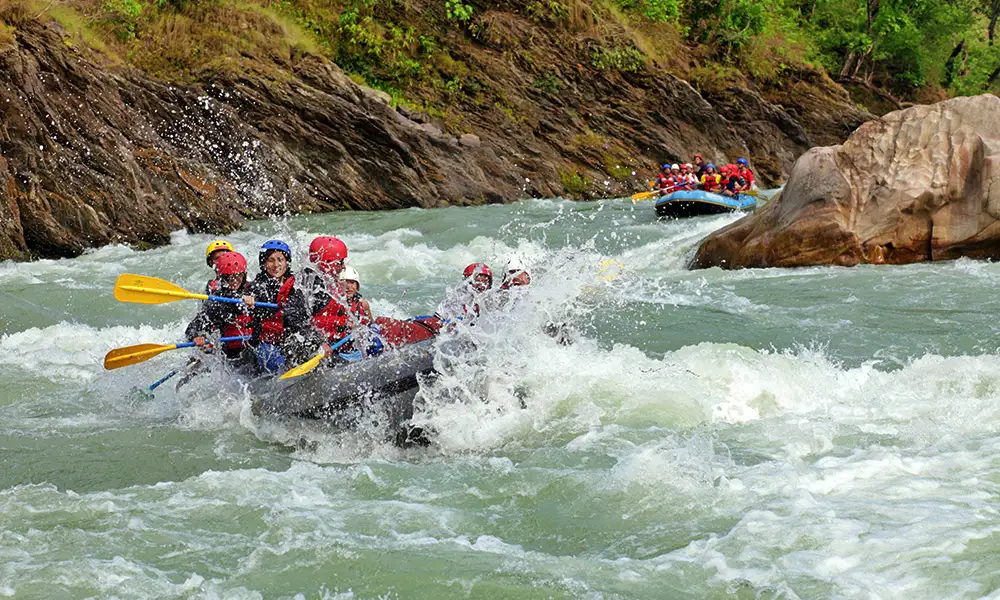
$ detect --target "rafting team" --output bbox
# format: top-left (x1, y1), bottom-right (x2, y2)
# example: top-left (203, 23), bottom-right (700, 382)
top-left (653, 154), bottom-right (756, 197)
top-left (187, 237), bottom-right (531, 375)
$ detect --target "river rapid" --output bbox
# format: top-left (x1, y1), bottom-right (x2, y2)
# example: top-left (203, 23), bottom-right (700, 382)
top-left (3, 198), bottom-right (1000, 599)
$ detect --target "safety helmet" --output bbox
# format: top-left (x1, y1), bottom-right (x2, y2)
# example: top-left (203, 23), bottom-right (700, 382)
top-left (694, 153), bottom-right (703, 160)
top-left (670, 164), bottom-right (680, 170)
top-left (505, 255), bottom-right (527, 275)
top-left (214, 251), bottom-right (247, 276)
top-left (661, 164), bottom-right (670, 170)
top-left (706, 163), bottom-right (715, 170)
top-left (464, 262), bottom-right (493, 280)
top-left (205, 239), bottom-right (234, 266)
top-left (340, 265), bottom-right (360, 284)
top-left (258, 239), bottom-right (291, 268)
top-left (308, 236), bottom-right (348, 275)
top-left (737, 157), bottom-right (749, 166)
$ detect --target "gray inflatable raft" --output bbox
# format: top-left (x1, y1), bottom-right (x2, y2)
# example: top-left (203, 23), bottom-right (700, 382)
top-left (248, 338), bottom-right (470, 443)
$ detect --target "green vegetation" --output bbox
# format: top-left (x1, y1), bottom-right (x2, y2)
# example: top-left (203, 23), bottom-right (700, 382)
top-left (6, 0), bottom-right (1000, 106)
top-left (560, 168), bottom-right (590, 194)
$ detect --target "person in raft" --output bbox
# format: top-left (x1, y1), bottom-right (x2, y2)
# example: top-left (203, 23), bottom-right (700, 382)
top-left (204, 239), bottom-right (235, 294)
top-left (500, 256), bottom-right (531, 290)
top-left (692, 154), bottom-right (708, 178)
top-left (185, 251), bottom-right (254, 363)
top-left (337, 264), bottom-right (384, 357)
top-left (720, 165), bottom-right (746, 197)
top-left (339, 265), bottom-right (374, 325)
top-left (736, 157), bottom-right (755, 191)
top-left (678, 164), bottom-right (699, 189)
top-left (436, 262), bottom-right (494, 321)
top-left (299, 236), bottom-right (353, 352)
top-left (699, 164), bottom-right (721, 192)
top-left (652, 164), bottom-right (674, 193)
top-left (246, 239), bottom-right (310, 373)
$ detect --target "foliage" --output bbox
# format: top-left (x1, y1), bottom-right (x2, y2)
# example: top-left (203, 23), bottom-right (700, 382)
top-left (102, 0), bottom-right (142, 40)
top-left (613, 0), bottom-right (681, 22)
top-left (591, 46), bottom-right (646, 71)
top-left (445, 0), bottom-right (473, 21)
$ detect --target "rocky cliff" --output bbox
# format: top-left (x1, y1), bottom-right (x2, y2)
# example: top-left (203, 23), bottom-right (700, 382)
top-left (691, 94), bottom-right (1000, 269)
top-left (0, 7), bottom-right (871, 261)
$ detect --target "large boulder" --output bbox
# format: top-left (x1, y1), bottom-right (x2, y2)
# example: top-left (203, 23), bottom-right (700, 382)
top-left (691, 94), bottom-right (1000, 269)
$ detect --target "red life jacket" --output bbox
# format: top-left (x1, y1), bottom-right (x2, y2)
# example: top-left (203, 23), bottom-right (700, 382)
top-left (312, 291), bottom-right (350, 341)
top-left (347, 293), bottom-right (371, 325)
top-left (222, 312), bottom-right (253, 350)
top-left (259, 276), bottom-right (296, 345)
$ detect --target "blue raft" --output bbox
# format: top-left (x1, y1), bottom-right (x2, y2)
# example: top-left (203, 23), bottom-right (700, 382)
top-left (654, 189), bottom-right (757, 218)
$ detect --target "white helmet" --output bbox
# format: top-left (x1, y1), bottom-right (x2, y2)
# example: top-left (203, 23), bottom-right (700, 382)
top-left (670, 163), bottom-right (680, 170)
top-left (340, 265), bottom-right (360, 284)
top-left (505, 255), bottom-right (528, 275)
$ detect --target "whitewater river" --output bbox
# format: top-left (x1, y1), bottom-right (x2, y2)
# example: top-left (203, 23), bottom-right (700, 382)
top-left (3, 197), bottom-right (1000, 599)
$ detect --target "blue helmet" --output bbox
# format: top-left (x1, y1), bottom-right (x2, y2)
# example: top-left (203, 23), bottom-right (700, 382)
top-left (706, 163), bottom-right (716, 170)
top-left (661, 163), bottom-right (671, 170)
top-left (737, 157), bottom-right (748, 166)
top-left (259, 239), bottom-right (291, 268)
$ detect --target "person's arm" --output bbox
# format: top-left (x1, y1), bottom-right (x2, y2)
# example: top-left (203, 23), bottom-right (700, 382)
top-left (361, 299), bottom-right (374, 321)
top-left (185, 305), bottom-right (217, 347)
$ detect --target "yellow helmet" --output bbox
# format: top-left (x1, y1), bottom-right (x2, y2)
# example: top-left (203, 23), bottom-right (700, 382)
top-left (205, 239), bottom-right (234, 266)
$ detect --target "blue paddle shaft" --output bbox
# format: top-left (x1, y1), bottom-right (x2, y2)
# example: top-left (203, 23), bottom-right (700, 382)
top-left (331, 335), bottom-right (352, 351)
top-left (148, 370), bottom-right (179, 391)
top-left (179, 335), bottom-right (250, 349)
top-left (207, 295), bottom-right (278, 310)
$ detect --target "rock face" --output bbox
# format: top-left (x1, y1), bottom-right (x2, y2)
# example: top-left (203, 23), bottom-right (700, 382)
top-left (0, 22), bottom-right (524, 260)
top-left (691, 94), bottom-right (1000, 269)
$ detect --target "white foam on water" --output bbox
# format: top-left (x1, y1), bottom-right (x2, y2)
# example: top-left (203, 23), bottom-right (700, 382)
top-left (0, 321), bottom-right (183, 381)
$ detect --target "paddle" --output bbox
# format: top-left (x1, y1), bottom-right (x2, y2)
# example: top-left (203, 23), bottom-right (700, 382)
top-left (148, 369), bottom-right (180, 391)
top-left (114, 274), bottom-right (278, 309)
top-left (279, 335), bottom-right (353, 381)
top-left (103, 335), bottom-right (250, 370)
top-left (630, 190), bottom-right (657, 203)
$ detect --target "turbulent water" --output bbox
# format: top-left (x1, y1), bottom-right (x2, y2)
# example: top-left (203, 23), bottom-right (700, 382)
top-left (4, 197), bottom-right (1000, 599)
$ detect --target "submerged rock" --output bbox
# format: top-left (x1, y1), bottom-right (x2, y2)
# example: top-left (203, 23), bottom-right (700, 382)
top-left (691, 94), bottom-right (1000, 269)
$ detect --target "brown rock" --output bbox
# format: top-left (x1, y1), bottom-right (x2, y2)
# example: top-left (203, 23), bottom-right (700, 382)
top-left (459, 133), bottom-right (481, 148)
top-left (691, 94), bottom-right (1000, 269)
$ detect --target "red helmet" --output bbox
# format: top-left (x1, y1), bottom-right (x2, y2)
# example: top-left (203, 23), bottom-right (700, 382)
top-left (463, 262), bottom-right (493, 280)
top-left (214, 251), bottom-right (247, 275)
top-left (308, 236), bottom-right (348, 274)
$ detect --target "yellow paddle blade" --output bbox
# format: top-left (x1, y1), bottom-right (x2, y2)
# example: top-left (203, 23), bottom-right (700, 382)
top-left (744, 189), bottom-right (759, 197)
top-left (630, 191), bottom-right (656, 203)
top-left (104, 343), bottom-right (178, 370)
top-left (279, 352), bottom-right (326, 381)
top-left (114, 273), bottom-right (208, 305)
